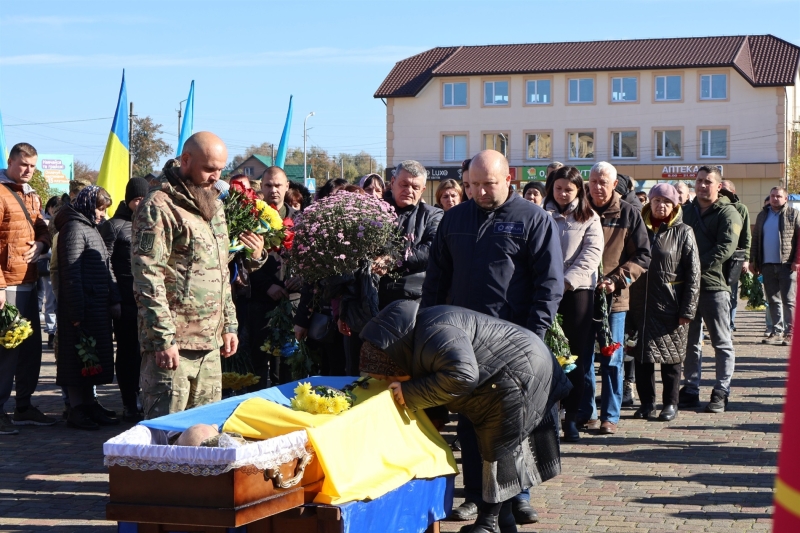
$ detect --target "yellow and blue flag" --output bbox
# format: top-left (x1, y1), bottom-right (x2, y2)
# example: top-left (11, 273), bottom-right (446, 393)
top-left (275, 95), bottom-right (293, 169)
top-left (175, 80), bottom-right (194, 157)
top-left (0, 108), bottom-right (8, 170)
top-left (96, 70), bottom-right (129, 217)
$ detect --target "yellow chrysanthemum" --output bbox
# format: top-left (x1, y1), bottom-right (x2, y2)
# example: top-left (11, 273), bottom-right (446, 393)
top-left (261, 204), bottom-right (283, 230)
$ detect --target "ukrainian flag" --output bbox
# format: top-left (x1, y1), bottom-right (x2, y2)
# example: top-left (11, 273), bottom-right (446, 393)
top-left (96, 70), bottom-right (129, 217)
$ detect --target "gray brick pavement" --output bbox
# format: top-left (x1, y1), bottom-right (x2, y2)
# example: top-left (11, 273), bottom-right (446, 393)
top-left (0, 304), bottom-right (785, 532)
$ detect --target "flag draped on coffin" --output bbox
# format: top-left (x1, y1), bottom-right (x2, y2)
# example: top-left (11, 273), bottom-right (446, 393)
top-left (175, 81), bottom-right (194, 157)
top-left (773, 304), bottom-right (800, 530)
top-left (0, 108), bottom-right (8, 170)
top-left (275, 95), bottom-right (293, 169)
top-left (96, 71), bottom-right (129, 218)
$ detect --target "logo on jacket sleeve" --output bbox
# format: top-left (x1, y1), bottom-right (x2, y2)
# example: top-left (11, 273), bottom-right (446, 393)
top-left (494, 221), bottom-right (524, 235)
top-left (139, 231), bottom-right (156, 253)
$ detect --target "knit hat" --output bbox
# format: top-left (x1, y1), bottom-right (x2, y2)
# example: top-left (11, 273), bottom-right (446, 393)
top-left (125, 177), bottom-right (150, 204)
top-left (359, 341), bottom-right (408, 378)
top-left (615, 174), bottom-right (632, 196)
top-left (648, 183), bottom-right (680, 205)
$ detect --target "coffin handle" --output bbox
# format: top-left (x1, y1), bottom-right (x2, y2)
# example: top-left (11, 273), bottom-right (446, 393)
top-left (265, 451), bottom-right (313, 489)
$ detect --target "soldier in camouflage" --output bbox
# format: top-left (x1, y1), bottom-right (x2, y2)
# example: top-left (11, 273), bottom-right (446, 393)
top-left (132, 132), bottom-right (265, 419)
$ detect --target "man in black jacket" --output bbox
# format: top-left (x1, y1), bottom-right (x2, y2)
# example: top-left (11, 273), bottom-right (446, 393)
top-left (100, 177), bottom-right (149, 421)
top-left (422, 149), bottom-right (563, 527)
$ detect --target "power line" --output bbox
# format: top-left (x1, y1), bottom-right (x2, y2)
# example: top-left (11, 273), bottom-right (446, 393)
top-left (6, 117), bottom-right (113, 126)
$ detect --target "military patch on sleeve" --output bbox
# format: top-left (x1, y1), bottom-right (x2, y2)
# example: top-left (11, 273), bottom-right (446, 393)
top-left (139, 231), bottom-right (156, 253)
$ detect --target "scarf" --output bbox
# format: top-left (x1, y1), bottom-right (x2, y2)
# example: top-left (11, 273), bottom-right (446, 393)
top-left (73, 185), bottom-right (101, 225)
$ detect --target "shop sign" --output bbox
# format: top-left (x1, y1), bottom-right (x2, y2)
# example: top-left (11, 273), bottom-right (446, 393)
top-left (425, 166), bottom-right (462, 181)
top-left (520, 165), bottom-right (593, 181)
top-left (661, 165), bottom-right (723, 179)
top-left (36, 154), bottom-right (73, 194)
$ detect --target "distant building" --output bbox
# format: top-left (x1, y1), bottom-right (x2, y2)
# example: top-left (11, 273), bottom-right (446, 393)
top-left (228, 154), bottom-right (312, 184)
top-left (375, 34), bottom-right (800, 215)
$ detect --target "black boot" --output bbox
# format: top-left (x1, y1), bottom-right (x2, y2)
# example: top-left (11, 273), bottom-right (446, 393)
top-left (89, 402), bottom-right (120, 426)
top-left (562, 415), bottom-right (580, 442)
top-left (458, 512), bottom-right (500, 533)
top-left (451, 501), bottom-right (479, 521)
top-left (510, 499), bottom-right (539, 524)
top-left (659, 404), bottom-right (678, 421)
top-left (67, 405), bottom-right (99, 431)
top-left (633, 403), bottom-right (656, 419)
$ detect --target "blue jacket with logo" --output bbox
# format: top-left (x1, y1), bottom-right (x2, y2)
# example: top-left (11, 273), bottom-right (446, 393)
top-left (421, 193), bottom-right (564, 338)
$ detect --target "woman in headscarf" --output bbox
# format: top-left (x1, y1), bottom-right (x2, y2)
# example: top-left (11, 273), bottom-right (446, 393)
top-left (359, 174), bottom-right (385, 200)
top-left (360, 301), bottom-right (571, 533)
top-left (54, 185), bottom-right (121, 430)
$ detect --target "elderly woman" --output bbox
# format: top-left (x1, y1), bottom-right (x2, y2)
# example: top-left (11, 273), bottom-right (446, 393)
top-left (543, 166), bottom-right (603, 441)
top-left (360, 300), bottom-right (571, 533)
top-left (522, 181), bottom-right (545, 206)
top-left (435, 179), bottom-right (463, 212)
top-left (629, 183), bottom-right (700, 421)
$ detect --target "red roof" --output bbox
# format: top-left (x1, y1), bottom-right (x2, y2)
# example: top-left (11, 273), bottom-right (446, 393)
top-left (374, 35), bottom-right (799, 98)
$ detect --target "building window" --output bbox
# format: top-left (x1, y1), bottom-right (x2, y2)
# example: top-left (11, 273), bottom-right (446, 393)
top-left (700, 74), bottom-right (727, 100)
top-left (655, 130), bottom-right (682, 158)
top-left (700, 129), bottom-right (727, 157)
top-left (568, 132), bottom-right (594, 159)
top-left (484, 133), bottom-right (509, 156)
top-left (568, 78), bottom-right (594, 103)
top-left (611, 77), bottom-right (637, 102)
top-left (655, 75), bottom-right (681, 101)
top-left (443, 82), bottom-right (467, 107)
top-left (484, 81), bottom-right (508, 105)
top-left (526, 80), bottom-right (551, 104)
top-left (526, 133), bottom-right (552, 160)
top-left (243, 167), bottom-right (253, 176)
top-left (443, 134), bottom-right (467, 161)
top-left (611, 131), bottom-right (637, 158)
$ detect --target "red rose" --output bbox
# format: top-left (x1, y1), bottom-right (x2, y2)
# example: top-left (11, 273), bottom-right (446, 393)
top-left (282, 217), bottom-right (294, 229)
top-left (81, 367), bottom-right (89, 377)
top-left (600, 342), bottom-right (622, 357)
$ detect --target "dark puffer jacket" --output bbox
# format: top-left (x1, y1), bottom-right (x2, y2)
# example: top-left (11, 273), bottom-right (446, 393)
top-left (629, 205), bottom-right (701, 365)
top-left (55, 206), bottom-right (120, 387)
top-left (100, 201), bottom-right (135, 307)
top-left (360, 301), bottom-right (571, 462)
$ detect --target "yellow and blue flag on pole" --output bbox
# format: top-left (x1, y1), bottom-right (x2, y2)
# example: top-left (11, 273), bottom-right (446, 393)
top-left (0, 108), bottom-right (9, 170)
top-left (175, 80), bottom-right (194, 157)
top-left (275, 95), bottom-right (293, 169)
top-left (96, 70), bottom-right (129, 217)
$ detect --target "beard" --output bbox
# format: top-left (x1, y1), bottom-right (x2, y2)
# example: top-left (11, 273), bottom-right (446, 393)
top-left (182, 177), bottom-right (220, 221)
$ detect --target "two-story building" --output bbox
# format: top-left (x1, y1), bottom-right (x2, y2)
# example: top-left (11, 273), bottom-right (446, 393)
top-left (375, 35), bottom-right (800, 213)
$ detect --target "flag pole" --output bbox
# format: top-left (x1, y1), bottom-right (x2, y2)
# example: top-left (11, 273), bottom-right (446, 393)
top-left (129, 102), bottom-right (134, 179)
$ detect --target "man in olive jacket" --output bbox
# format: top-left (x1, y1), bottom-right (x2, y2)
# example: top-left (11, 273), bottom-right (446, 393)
top-left (680, 166), bottom-right (742, 413)
top-left (133, 132), bottom-right (261, 419)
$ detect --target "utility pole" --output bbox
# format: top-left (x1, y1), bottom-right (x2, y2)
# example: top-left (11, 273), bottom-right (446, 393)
top-left (129, 102), bottom-right (135, 179)
top-left (177, 99), bottom-right (187, 139)
top-left (340, 156), bottom-right (344, 179)
top-left (303, 112), bottom-right (315, 181)
top-left (271, 144), bottom-right (275, 166)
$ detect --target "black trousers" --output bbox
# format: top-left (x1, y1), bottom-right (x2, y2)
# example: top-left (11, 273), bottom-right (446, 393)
top-left (633, 359), bottom-right (681, 406)
top-left (114, 305), bottom-right (141, 410)
top-left (558, 289), bottom-right (594, 416)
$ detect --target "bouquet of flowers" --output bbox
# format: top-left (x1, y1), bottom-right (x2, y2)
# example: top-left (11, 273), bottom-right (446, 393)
top-left (0, 304), bottom-right (33, 349)
top-left (75, 329), bottom-right (102, 377)
top-left (545, 314), bottom-right (577, 373)
top-left (290, 382), bottom-right (355, 415)
top-left (260, 298), bottom-right (319, 380)
top-left (223, 182), bottom-right (289, 255)
top-left (596, 288), bottom-right (621, 357)
top-left (746, 273), bottom-right (767, 311)
top-left (289, 191), bottom-right (403, 285)
top-left (221, 372), bottom-right (260, 391)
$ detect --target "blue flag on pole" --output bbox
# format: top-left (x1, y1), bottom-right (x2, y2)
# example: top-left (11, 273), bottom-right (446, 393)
top-left (0, 108), bottom-right (8, 170)
top-left (275, 95), bottom-right (293, 169)
top-left (176, 80), bottom-right (194, 157)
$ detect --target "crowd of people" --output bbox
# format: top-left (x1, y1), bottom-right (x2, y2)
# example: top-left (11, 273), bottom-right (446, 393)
top-left (0, 134), bottom-right (797, 533)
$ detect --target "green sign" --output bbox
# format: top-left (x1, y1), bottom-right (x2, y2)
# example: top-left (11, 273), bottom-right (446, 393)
top-left (519, 165), bottom-right (593, 181)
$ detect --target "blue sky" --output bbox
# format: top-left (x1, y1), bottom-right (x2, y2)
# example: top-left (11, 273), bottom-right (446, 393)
top-left (1, 0), bottom-right (799, 169)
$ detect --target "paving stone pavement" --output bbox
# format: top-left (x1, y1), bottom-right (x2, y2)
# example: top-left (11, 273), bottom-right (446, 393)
top-left (0, 303), bottom-right (786, 532)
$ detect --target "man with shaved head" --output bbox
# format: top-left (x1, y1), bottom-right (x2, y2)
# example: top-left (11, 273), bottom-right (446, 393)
top-left (423, 149), bottom-right (563, 527)
top-left (133, 132), bottom-right (250, 418)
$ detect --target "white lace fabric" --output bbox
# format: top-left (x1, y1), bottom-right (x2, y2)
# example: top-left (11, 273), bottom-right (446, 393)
top-left (104, 425), bottom-right (311, 476)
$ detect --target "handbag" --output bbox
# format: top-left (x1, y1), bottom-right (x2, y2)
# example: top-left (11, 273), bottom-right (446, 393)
top-left (307, 312), bottom-right (338, 344)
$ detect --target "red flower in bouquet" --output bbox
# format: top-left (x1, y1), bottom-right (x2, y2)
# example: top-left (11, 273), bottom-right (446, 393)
top-left (596, 268), bottom-right (621, 357)
top-left (600, 342), bottom-right (622, 357)
top-left (230, 180), bottom-right (258, 202)
top-left (282, 218), bottom-right (295, 250)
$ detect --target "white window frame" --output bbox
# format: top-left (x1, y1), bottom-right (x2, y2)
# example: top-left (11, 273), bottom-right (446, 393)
top-left (442, 134), bottom-right (468, 162)
top-left (700, 74), bottom-right (728, 100)
top-left (611, 77), bottom-right (638, 102)
top-left (654, 130), bottom-right (682, 159)
top-left (611, 131), bottom-right (638, 159)
top-left (655, 75), bottom-right (682, 101)
top-left (700, 129), bottom-right (727, 158)
top-left (483, 81), bottom-right (509, 106)
top-left (568, 78), bottom-right (594, 104)
top-left (567, 131), bottom-right (595, 160)
top-left (525, 132), bottom-right (552, 160)
top-left (525, 79), bottom-right (551, 105)
top-left (483, 132), bottom-right (509, 156)
top-left (442, 82), bottom-right (468, 107)
top-left (243, 167), bottom-right (253, 176)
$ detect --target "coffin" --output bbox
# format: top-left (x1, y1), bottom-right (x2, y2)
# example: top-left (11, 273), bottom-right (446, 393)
top-left (104, 425), bottom-right (324, 527)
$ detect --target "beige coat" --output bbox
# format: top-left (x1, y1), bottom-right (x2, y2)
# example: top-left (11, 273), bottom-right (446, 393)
top-left (544, 199), bottom-right (604, 291)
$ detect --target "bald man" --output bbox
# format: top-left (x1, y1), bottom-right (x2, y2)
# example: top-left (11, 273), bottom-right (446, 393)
top-left (132, 132), bottom-right (246, 419)
top-left (422, 149), bottom-right (564, 526)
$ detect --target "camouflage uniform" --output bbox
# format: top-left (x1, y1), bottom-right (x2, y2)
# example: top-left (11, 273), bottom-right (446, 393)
top-left (132, 160), bottom-right (240, 419)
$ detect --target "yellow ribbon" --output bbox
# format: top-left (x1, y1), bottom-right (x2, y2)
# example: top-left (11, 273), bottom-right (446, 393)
top-left (775, 478), bottom-right (800, 518)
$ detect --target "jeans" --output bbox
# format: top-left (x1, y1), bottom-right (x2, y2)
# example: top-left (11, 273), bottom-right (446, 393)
top-left (579, 311), bottom-right (625, 424)
top-left (683, 291), bottom-right (736, 396)
top-left (762, 264), bottom-right (796, 335)
top-left (0, 289), bottom-right (44, 412)
top-left (37, 275), bottom-right (57, 335)
top-left (457, 415), bottom-right (529, 506)
top-left (729, 276), bottom-right (739, 330)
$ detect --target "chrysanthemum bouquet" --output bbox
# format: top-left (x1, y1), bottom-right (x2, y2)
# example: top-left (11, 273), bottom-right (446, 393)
top-left (741, 271), bottom-right (767, 311)
top-left (545, 314), bottom-right (577, 373)
top-left (76, 329), bottom-right (102, 377)
top-left (290, 382), bottom-right (355, 415)
top-left (288, 191), bottom-right (403, 285)
top-left (260, 298), bottom-right (318, 380)
top-left (223, 183), bottom-right (290, 255)
top-left (0, 304), bottom-right (33, 349)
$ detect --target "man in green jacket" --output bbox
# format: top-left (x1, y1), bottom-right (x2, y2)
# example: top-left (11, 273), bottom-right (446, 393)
top-left (720, 180), bottom-right (751, 332)
top-left (132, 132), bottom-right (264, 419)
top-left (680, 166), bottom-right (742, 413)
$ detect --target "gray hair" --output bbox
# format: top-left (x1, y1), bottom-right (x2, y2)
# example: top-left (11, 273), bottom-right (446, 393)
top-left (546, 161), bottom-right (564, 172)
top-left (674, 181), bottom-right (689, 191)
top-left (395, 160), bottom-right (427, 181)
top-left (591, 161), bottom-right (617, 181)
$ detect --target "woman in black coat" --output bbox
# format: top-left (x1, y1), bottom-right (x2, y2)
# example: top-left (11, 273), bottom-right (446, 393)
top-left (360, 301), bottom-right (571, 533)
top-left (628, 184), bottom-right (700, 422)
top-left (55, 186), bottom-right (121, 430)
